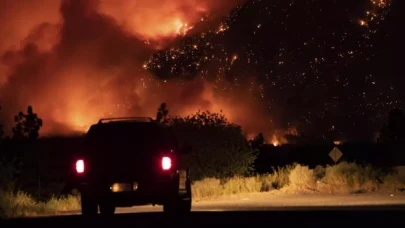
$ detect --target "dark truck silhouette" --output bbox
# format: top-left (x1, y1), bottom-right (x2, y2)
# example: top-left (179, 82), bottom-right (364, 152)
top-left (71, 117), bottom-right (192, 216)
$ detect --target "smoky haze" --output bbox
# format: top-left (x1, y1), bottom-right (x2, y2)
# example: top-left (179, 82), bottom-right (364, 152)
top-left (0, 0), bottom-right (279, 142)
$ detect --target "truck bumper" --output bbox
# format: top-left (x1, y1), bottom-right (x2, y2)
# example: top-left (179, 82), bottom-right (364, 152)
top-left (76, 179), bottom-right (179, 207)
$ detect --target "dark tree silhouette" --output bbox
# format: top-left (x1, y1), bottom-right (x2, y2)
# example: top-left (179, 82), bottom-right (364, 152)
top-left (156, 102), bottom-right (169, 124)
top-left (0, 102), bottom-right (3, 139)
top-left (169, 111), bottom-right (257, 180)
top-left (378, 108), bottom-right (405, 143)
top-left (12, 106), bottom-right (43, 140)
top-left (249, 133), bottom-right (264, 150)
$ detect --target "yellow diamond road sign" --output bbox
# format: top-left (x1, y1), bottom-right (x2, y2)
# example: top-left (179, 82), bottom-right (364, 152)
top-left (329, 147), bottom-right (343, 163)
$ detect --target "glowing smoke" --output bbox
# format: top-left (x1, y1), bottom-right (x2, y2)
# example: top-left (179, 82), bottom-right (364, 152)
top-left (0, 0), bottom-right (281, 143)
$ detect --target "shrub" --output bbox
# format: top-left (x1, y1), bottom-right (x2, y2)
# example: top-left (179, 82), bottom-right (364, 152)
top-left (320, 162), bottom-right (401, 193)
top-left (170, 111), bottom-right (257, 180)
top-left (288, 164), bottom-right (316, 191)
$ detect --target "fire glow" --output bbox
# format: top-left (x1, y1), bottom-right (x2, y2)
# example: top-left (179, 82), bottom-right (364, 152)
top-left (0, 0), bottom-right (279, 141)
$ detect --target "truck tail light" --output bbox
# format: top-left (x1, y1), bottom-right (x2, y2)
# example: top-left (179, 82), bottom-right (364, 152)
top-left (76, 159), bottom-right (85, 174)
top-left (161, 156), bottom-right (172, 170)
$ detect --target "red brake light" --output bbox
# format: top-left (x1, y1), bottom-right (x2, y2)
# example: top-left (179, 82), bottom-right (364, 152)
top-left (161, 156), bottom-right (172, 170)
top-left (76, 159), bottom-right (85, 173)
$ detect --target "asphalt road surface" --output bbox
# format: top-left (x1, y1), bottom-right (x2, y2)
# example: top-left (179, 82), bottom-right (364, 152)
top-left (2, 192), bottom-right (405, 226)
top-left (56, 191), bottom-right (405, 214)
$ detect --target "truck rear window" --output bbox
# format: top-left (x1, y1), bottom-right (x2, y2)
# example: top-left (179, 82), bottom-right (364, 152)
top-left (84, 123), bottom-right (178, 154)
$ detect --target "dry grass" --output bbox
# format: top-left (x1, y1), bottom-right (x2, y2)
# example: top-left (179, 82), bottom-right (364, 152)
top-left (192, 165), bottom-right (293, 200)
top-left (288, 164), bottom-right (316, 192)
top-left (1, 163), bottom-right (403, 218)
top-left (0, 191), bottom-right (80, 219)
top-left (192, 162), bottom-right (405, 200)
top-left (318, 163), bottom-right (402, 194)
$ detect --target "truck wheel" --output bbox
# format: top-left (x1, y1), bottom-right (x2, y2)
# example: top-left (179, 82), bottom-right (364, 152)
top-left (163, 195), bottom-right (191, 213)
top-left (163, 181), bottom-right (192, 213)
top-left (163, 197), bottom-right (177, 213)
top-left (81, 193), bottom-right (98, 216)
top-left (99, 199), bottom-right (116, 216)
top-left (179, 195), bottom-right (192, 212)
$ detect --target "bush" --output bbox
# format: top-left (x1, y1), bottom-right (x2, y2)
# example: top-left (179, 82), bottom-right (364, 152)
top-left (288, 164), bottom-right (316, 191)
top-left (170, 111), bottom-right (257, 180)
top-left (260, 165), bottom-right (293, 191)
top-left (320, 162), bottom-right (401, 193)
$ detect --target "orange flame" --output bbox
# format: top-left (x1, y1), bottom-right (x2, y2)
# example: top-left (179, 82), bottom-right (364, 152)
top-left (97, 0), bottom-right (209, 40)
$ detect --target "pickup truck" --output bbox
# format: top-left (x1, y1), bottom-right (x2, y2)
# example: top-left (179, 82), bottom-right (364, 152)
top-left (72, 117), bottom-right (192, 216)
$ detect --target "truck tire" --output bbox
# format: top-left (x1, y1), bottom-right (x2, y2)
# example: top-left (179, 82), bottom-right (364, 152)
top-left (99, 199), bottom-right (116, 216)
top-left (81, 193), bottom-right (98, 216)
top-left (163, 180), bottom-right (192, 213)
top-left (179, 195), bottom-right (192, 213)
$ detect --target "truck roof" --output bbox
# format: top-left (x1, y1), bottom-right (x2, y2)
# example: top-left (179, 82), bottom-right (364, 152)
top-left (84, 117), bottom-right (179, 154)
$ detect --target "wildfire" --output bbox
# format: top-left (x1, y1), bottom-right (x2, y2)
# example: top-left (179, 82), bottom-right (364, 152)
top-left (0, 0), bottom-right (278, 138)
top-left (69, 117), bottom-right (91, 132)
top-left (269, 133), bottom-right (287, 147)
top-left (96, 0), bottom-right (211, 40)
top-left (175, 21), bottom-right (193, 36)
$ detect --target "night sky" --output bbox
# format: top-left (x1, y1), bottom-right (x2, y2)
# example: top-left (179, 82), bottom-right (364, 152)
top-left (145, 0), bottom-right (403, 141)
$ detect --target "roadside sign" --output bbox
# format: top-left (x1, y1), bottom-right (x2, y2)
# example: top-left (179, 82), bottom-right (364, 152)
top-left (329, 147), bottom-right (343, 164)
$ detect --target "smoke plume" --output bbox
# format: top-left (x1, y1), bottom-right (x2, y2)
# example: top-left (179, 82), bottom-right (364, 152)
top-left (0, 0), bottom-right (280, 142)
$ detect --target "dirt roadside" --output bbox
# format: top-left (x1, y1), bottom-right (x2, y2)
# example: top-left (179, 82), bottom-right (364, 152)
top-left (193, 191), bottom-right (405, 207)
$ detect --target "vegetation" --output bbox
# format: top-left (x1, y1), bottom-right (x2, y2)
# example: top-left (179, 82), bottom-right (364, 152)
top-left (249, 133), bottom-right (265, 150)
top-left (0, 102), bottom-right (4, 139)
top-left (12, 106), bottom-right (43, 140)
top-left (156, 102), bottom-right (170, 124)
top-left (0, 190), bottom-right (80, 219)
top-left (192, 162), bottom-right (404, 200)
top-left (1, 162), bottom-right (403, 218)
top-left (169, 110), bottom-right (257, 181)
top-left (0, 157), bottom-right (20, 192)
top-left (0, 103), bottom-right (404, 218)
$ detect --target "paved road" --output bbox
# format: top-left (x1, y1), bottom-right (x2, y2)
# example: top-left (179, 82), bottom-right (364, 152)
top-left (1, 192), bottom-right (405, 226)
top-left (59, 191), bottom-right (405, 214)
